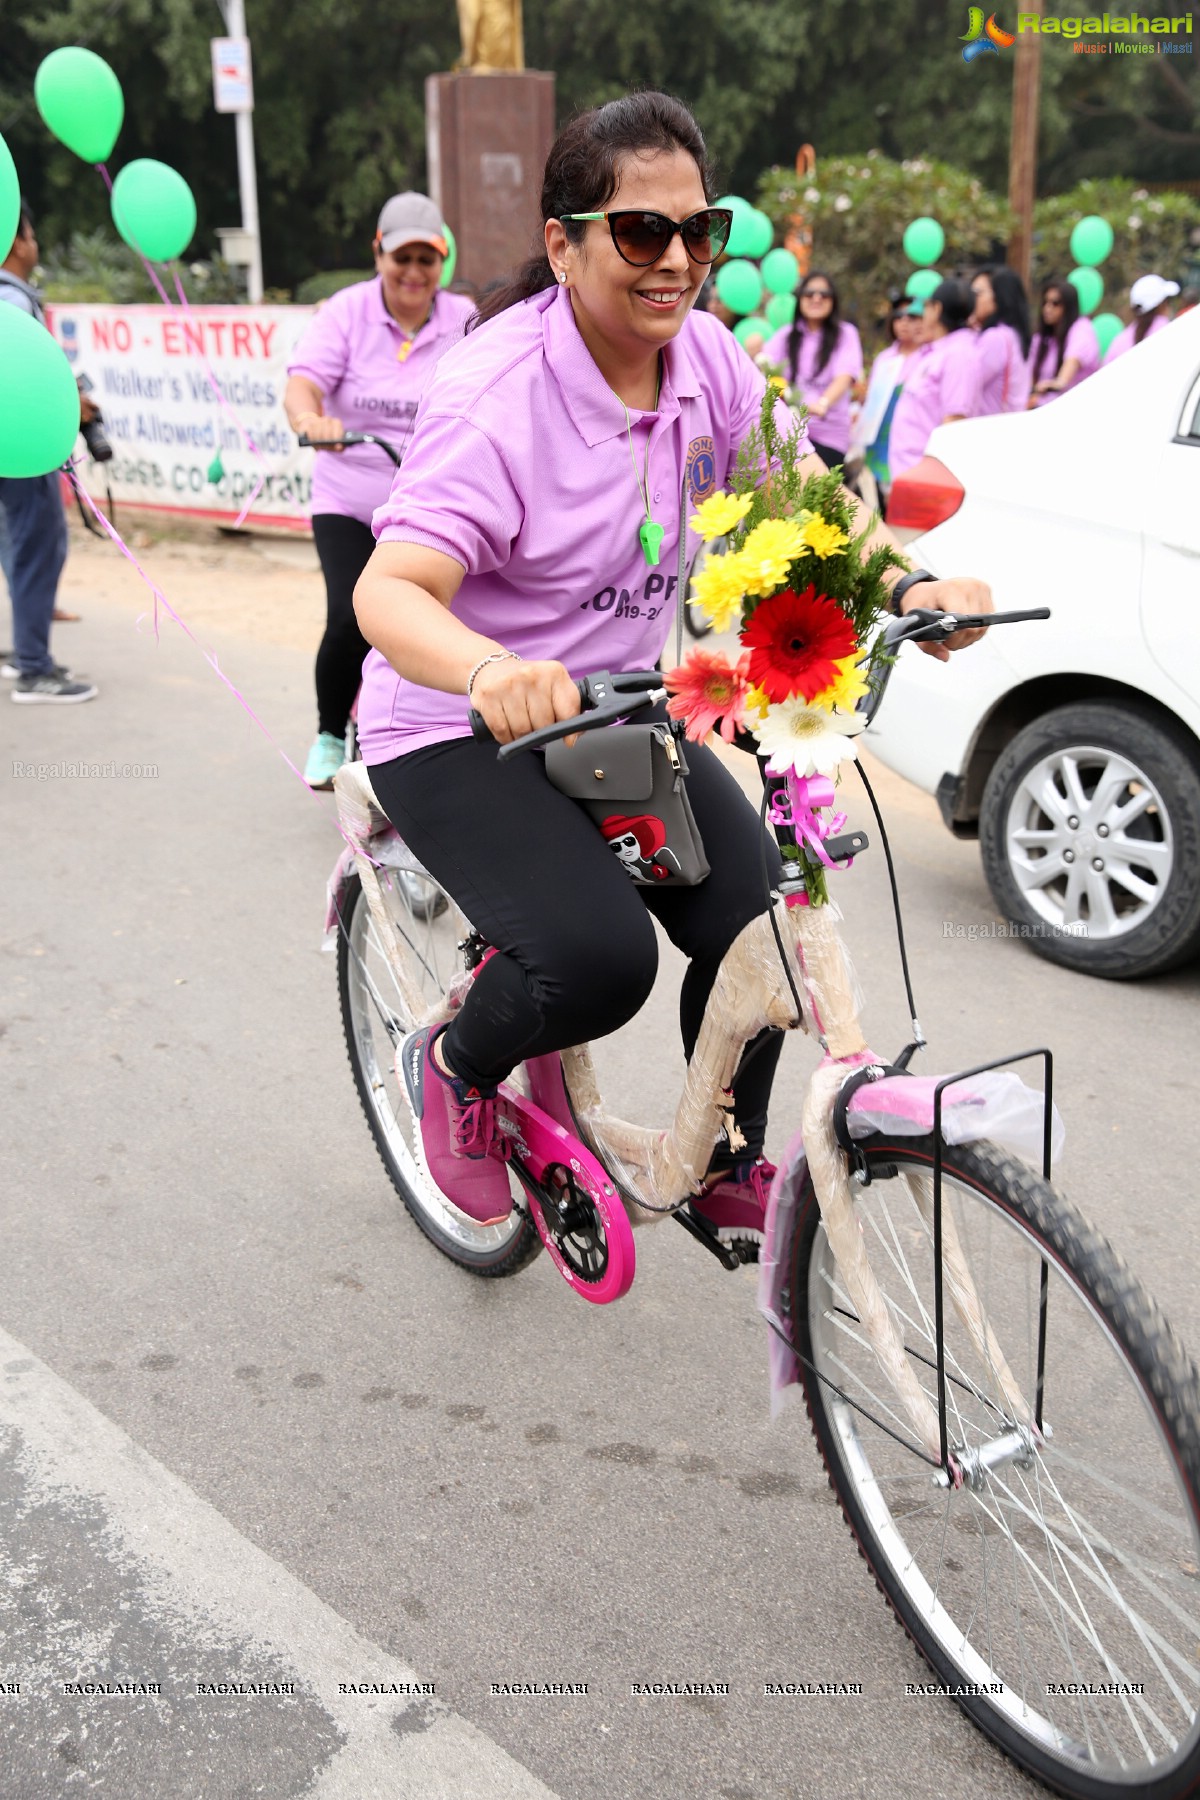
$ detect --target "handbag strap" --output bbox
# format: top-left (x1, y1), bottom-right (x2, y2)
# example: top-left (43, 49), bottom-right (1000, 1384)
top-left (676, 458), bottom-right (688, 667)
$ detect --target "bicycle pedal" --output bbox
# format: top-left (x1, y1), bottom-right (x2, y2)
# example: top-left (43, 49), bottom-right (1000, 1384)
top-left (673, 1205), bottom-right (743, 1271)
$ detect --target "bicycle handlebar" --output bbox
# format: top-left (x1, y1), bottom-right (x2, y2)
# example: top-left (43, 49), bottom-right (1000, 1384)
top-left (468, 670), bottom-right (665, 759)
top-left (859, 606), bottom-right (1051, 727)
top-left (296, 431), bottom-right (403, 468)
top-left (467, 609), bottom-right (1051, 758)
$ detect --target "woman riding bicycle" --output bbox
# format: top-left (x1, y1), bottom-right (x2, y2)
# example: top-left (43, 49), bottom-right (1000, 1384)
top-left (284, 193), bottom-right (474, 789)
top-left (353, 93), bottom-right (991, 1239)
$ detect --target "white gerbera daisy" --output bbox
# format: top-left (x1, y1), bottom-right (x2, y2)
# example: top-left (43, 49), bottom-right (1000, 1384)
top-left (752, 697), bottom-right (865, 778)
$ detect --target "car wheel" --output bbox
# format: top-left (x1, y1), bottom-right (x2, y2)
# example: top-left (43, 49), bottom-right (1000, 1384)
top-left (979, 700), bottom-right (1200, 979)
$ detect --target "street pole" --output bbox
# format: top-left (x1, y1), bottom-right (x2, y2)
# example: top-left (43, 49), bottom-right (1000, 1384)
top-left (1007, 2), bottom-right (1042, 286)
top-left (216, 0), bottom-right (263, 301)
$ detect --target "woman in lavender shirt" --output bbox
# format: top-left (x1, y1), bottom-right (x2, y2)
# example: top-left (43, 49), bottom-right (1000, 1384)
top-left (761, 271), bottom-right (863, 470)
top-left (1026, 279), bottom-right (1099, 407)
top-left (888, 279), bottom-right (982, 481)
top-left (1103, 273), bottom-right (1180, 364)
top-left (352, 93), bottom-right (991, 1235)
top-left (970, 266), bottom-right (1032, 415)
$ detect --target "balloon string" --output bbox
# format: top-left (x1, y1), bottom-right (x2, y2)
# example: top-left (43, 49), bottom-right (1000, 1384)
top-left (94, 161), bottom-right (270, 522)
top-left (63, 468), bottom-right (377, 865)
top-left (168, 268), bottom-right (269, 527)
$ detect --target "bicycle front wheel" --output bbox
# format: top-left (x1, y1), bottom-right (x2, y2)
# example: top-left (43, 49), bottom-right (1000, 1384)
top-left (335, 871), bottom-right (541, 1277)
top-left (784, 1135), bottom-right (1200, 1800)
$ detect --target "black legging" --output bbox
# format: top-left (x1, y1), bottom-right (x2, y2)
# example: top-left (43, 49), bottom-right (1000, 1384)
top-left (368, 721), bottom-right (786, 1165)
top-left (312, 513), bottom-right (375, 738)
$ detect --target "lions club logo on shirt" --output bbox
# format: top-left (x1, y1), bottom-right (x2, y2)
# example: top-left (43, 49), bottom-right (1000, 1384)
top-left (685, 435), bottom-right (717, 503)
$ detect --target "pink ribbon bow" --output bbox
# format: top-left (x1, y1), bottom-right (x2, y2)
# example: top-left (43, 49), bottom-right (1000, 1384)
top-left (768, 771), bottom-right (849, 870)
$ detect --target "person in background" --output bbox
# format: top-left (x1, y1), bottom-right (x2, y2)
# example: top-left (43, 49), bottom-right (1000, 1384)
top-left (761, 270), bottom-right (863, 469)
top-left (1026, 278), bottom-right (1098, 406)
top-left (848, 295), bottom-right (923, 511)
top-left (0, 204), bottom-right (97, 703)
top-left (1103, 273), bottom-right (1180, 364)
top-left (284, 193), bottom-right (474, 788)
top-left (970, 265), bottom-right (1032, 415)
top-left (887, 278), bottom-right (981, 483)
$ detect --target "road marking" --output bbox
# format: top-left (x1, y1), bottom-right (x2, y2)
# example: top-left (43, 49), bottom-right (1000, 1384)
top-left (0, 1326), bottom-right (559, 1799)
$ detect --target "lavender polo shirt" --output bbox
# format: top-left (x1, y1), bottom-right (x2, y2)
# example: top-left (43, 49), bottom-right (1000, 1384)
top-left (1027, 317), bottom-right (1100, 405)
top-left (1103, 312), bottom-right (1170, 365)
top-left (287, 280), bottom-right (474, 525)
top-left (762, 319), bottom-right (863, 454)
top-left (973, 321), bottom-right (1032, 415)
top-left (888, 331), bottom-right (982, 479)
top-left (359, 283), bottom-right (803, 760)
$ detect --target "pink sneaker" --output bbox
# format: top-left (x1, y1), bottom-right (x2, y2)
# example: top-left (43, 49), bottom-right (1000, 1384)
top-left (691, 1158), bottom-right (775, 1260)
top-left (399, 1025), bottom-right (513, 1226)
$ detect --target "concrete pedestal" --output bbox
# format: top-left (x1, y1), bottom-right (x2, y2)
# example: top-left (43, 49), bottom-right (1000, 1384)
top-left (425, 71), bottom-right (556, 292)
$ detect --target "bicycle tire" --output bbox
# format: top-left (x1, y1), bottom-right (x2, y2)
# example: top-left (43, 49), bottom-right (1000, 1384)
top-left (783, 1133), bottom-right (1200, 1800)
top-left (336, 872), bottom-right (541, 1277)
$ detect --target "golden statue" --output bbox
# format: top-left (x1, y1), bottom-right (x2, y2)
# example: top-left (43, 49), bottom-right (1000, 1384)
top-left (456, 0), bottom-right (524, 70)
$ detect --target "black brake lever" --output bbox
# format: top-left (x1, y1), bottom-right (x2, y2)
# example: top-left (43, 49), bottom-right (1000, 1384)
top-left (497, 688), bottom-right (660, 760)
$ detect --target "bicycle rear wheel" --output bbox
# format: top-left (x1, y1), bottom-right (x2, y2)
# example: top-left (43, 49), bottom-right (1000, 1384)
top-left (784, 1135), bottom-right (1200, 1800)
top-left (336, 871), bottom-right (541, 1276)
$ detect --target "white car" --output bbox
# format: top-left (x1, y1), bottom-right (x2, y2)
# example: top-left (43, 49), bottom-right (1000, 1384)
top-left (870, 306), bottom-right (1200, 979)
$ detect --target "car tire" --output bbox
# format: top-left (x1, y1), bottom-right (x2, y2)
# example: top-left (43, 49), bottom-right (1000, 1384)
top-left (979, 700), bottom-right (1200, 979)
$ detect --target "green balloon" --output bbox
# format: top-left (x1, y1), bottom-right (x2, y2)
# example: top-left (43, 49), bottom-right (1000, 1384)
top-left (0, 134), bottom-right (18, 258)
top-left (439, 222), bottom-right (457, 288)
top-left (716, 258), bottom-right (764, 317)
top-left (1070, 215), bottom-right (1114, 268)
top-left (761, 247), bottom-right (800, 295)
top-left (905, 268), bottom-right (941, 300)
top-left (0, 305), bottom-right (81, 476)
top-left (1068, 265), bottom-right (1104, 317)
top-left (733, 314), bottom-right (770, 348)
top-left (715, 193), bottom-right (753, 220)
top-left (111, 159), bottom-right (197, 262)
top-left (34, 47), bottom-right (124, 164)
top-left (727, 206), bottom-right (773, 260)
top-left (903, 216), bottom-right (944, 266)
top-left (207, 452), bottom-right (225, 485)
top-left (765, 292), bottom-right (797, 329)
top-left (1091, 310), bottom-right (1123, 356)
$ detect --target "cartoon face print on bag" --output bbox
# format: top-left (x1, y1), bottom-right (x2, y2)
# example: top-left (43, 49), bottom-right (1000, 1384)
top-left (600, 813), bottom-right (682, 883)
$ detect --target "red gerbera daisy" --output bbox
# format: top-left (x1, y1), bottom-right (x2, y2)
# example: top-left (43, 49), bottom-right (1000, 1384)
top-left (739, 584), bottom-right (858, 704)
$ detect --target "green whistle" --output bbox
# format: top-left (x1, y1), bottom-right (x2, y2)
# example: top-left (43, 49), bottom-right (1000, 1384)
top-left (639, 518), bottom-right (664, 566)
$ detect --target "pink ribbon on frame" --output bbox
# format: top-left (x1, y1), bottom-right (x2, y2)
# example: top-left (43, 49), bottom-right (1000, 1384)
top-left (768, 771), bottom-right (849, 870)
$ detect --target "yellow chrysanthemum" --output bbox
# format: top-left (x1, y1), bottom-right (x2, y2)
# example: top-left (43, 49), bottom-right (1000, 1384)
top-left (768, 375), bottom-right (788, 392)
top-left (743, 683), bottom-right (771, 722)
top-left (810, 654), bottom-right (871, 713)
top-left (689, 552), bottom-right (750, 633)
top-left (689, 490), bottom-right (754, 543)
top-left (798, 517), bottom-right (849, 560)
top-left (738, 517), bottom-right (807, 597)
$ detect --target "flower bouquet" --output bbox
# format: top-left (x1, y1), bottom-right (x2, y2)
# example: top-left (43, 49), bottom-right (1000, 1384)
top-left (665, 391), bottom-right (907, 905)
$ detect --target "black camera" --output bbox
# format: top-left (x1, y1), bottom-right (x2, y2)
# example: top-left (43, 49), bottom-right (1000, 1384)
top-left (76, 373), bottom-right (114, 464)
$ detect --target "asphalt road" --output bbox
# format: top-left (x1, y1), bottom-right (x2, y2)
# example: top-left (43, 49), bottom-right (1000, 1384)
top-left (3, 594), bottom-right (1199, 1800)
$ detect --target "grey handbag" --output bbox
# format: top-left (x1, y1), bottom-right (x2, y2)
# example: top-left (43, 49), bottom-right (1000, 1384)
top-left (544, 720), bottom-right (710, 886)
top-left (544, 461), bottom-right (710, 887)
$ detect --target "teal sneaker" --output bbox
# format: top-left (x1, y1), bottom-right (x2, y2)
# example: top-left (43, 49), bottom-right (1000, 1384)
top-left (304, 731), bottom-right (346, 790)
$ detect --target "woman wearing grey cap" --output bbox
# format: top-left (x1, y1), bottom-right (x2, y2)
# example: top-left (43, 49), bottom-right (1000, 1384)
top-left (285, 194), bottom-right (474, 789)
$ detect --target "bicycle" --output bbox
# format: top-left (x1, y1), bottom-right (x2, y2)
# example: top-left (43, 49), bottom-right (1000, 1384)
top-left (326, 608), bottom-right (1200, 1798)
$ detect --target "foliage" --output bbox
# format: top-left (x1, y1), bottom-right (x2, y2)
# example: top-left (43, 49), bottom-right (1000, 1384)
top-left (294, 269), bottom-right (374, 306)
top-left (755, 153), bottom-right (1012, 333)
top-left (1030, 179), bottom-right (1199, 302)
top-left (40, 227), bottom-right (249, 303)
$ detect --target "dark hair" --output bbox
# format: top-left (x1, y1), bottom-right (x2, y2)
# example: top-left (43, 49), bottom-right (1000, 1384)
top-left (974, 264), bottom-right (1031, 357)
top-left (786, 268), bottom-right (841, 383)
top-left (1030, 278), bottom-right (1079, 383)
top-left (6, 200), bottom-right (33, 259)
top-left (928, 277), bottom-right (974, 335)
top-left (472, 92), bottom-right (712, 327)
